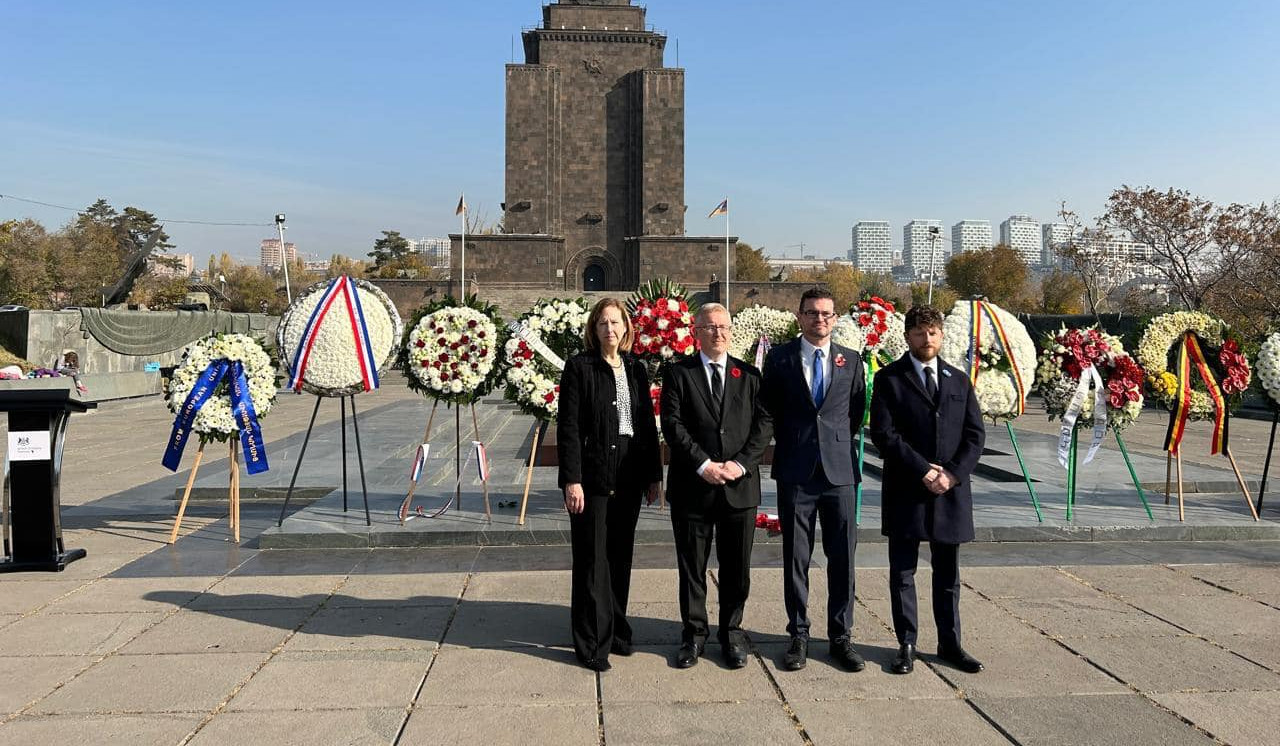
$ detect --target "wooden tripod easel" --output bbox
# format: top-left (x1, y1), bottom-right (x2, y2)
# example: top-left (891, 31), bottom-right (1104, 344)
top-left (1164, 447), bottom-right (1259, 522)
top-left (401, 400), bottom-right (492, 524)
top-left (169, 439), bottom-right (242, 544)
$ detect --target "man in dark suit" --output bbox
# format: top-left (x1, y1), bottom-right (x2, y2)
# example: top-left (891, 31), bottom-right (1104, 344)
top-left (661, 303), bottom-right (773, 669)
top-left (869, 304), bottom-right (986, 675)
top-left (761, 287), bottom-right (866, 672)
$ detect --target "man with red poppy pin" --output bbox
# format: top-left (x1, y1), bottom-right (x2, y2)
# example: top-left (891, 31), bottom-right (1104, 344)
top-left (661, 303), bottom-right (772, 669)
top-left (761, 287), bottom-right (868, 672)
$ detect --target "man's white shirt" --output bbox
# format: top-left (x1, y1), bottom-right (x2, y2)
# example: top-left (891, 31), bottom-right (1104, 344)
top-left (695, 351), bottom-right (744, 480)
top-left (799, 337), bottom-right (834, 398)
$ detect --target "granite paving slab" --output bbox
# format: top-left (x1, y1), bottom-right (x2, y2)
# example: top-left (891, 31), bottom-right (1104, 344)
top-left (400, 704), bottom-right (597, 746)
top-left (0, 714), bottom-right (205, 746)
top-left (188, 708), bottom-right (405, 746)
top-left (970, 694), bottom-right (1216, 745)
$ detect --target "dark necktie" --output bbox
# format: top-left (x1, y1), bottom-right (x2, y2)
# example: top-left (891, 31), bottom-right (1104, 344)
top-left (710, 362), bottom-right (723, 412)
top-left (812, 349), bottom-right (825, 408)
top-left (924, 365), bottom-right (938, 401)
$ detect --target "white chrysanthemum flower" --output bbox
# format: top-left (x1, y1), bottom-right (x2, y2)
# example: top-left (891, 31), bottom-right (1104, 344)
top-left (278, 281), bottom-right (400, 396)
top-left (166, 334), bottom-right (276, 437)
top-left (941, 301), bottom-right (1037, 421)
top-left (727, 305), bottom-right (797, 362)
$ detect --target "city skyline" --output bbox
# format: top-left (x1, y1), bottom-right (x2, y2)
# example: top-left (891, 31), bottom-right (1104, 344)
top-left (3, 0), bottom-right (1278, 265)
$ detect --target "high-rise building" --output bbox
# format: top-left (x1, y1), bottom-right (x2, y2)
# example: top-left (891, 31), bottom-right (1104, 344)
top-left (260, 239), bottom-right (298, 270)
top-left (409, 237), bottom-right (452, 269)
top-left (999, 215), bottom-right (1042, 266)
top-left (849, 221), bottom-right (892, 273)
top-left (1041, 223), bottom-right (1072, 266)
top-left (903, 220), bottom-right (945, 277)
top-left (951, 220), bottom-right (992, 254)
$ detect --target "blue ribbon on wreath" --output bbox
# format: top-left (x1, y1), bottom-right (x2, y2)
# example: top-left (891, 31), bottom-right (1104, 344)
top-left (162, 359), bottom-right (270, 474)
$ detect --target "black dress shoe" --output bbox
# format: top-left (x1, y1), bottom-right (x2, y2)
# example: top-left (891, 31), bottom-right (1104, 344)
top-left (891, 643), bottom-right (915, 675)
top-left (782, 636), bottom-right (808, 671)
top-left (675, 642), bottom-right (703, 669)
top-left (724, 641), bottom-right (749, 669)
top-left (829, 637), bottom-right (865, 672)
top-left (582, 657), bottom-right (612, 672)
top-left (938, 645), bottom-right (983, 673)
top-left (611, 638), bottom-right (634, 656)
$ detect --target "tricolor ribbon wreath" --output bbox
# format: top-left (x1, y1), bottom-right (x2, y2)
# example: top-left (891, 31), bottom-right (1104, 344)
top-left (1136, 311), bottom-right (1251, 455)
top-left (288, 275), bottom-right (381, 393)
top-left (940, 300), bottom-right (1037, 422)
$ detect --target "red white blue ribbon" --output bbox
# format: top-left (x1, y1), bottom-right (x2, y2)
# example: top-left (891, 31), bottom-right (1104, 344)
top-left (288, 276), bottom-right (380, 392)
top-left (409, 443), bottom-right (430, 481)
top-left (754, 335), bottom-right (770, 370)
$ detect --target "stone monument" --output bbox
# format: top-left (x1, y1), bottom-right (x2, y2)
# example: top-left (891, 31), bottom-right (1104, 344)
top-left (452, 0), bottom-right (735, 292)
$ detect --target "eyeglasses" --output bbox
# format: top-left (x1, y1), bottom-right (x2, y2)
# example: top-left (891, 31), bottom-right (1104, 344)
top-left (800, 311), bottom-right (836, 320)
top-left (696, 324), bottom-right (733, 335)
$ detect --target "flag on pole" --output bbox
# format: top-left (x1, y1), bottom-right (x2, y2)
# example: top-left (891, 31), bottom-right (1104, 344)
top-left (456, 194), bottom-right (467, 215)
top-left (707, 199), bottom-right (728, 218)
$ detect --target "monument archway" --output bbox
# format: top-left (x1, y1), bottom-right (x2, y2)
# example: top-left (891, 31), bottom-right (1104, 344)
top-left (583, 263), bottom-right (606, 291)
top-left (565, 247), bottom-right (622, 291)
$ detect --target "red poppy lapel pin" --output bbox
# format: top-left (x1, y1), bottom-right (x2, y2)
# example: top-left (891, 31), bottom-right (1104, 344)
top-left (834, 353), bottom-right (846, 368)
top-left (730, 366), bottom-right (742, 378)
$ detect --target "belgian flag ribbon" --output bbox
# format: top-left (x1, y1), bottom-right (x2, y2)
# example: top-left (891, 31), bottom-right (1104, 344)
top-left (1163, 332), bottom-right (1229, 455)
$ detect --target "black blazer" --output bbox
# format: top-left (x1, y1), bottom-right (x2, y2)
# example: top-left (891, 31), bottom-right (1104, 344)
top-left (869, 353), bottom-right (986, 544)
top-left (761, 338), bottom-right (866, 486)
top-left (557, 350), bottom-right (662, 495)
top-left (660, 355), bottom-right (772, 511)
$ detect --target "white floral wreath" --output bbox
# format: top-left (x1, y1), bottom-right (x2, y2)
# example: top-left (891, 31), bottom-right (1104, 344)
top-left (504, 298), bottom-right (588, 420)
top-left (940, 300), bottom-right (1037, 421)
top-left (1257, 332), bottom-right (1280, 409)
top-left (728, 305), bottom-right (796, 363)
top-left (277, 278), bottom-right (402, 397)
top-left (167, 334), bottom-right (276, 438)
top-left (406, 304), bottom-right (499, 400)
top-left (832, 312), bottom-right (908, 364)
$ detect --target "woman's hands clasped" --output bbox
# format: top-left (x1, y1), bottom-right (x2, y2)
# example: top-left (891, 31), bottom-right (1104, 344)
top-left (563, 483), bottom-right (585, 514)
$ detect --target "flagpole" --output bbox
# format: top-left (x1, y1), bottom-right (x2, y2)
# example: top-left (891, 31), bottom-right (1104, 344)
top-left (724, 206), bottom-right (730, 312)
top-left (459, 195), bottom-right (466, 299)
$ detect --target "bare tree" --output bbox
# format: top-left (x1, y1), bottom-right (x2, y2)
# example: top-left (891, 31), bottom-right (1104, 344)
top-left (1055, 202), bottom-right (1125, 319)
top-left (1099, 186), bottom-right (1247, 312)
top-left (1213, 200), bottom-right (1280, 338)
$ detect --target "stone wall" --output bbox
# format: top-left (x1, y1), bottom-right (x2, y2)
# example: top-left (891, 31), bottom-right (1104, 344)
top-left (715, 281), bottom-right (823, 313)
top-left (372, 279), bottom-right (636, 321)
top-left (0, 310), bottom-right (277, 401)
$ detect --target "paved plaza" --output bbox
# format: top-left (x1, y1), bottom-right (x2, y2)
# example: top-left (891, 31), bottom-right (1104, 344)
top-left (2, 389), bottom-right (1280, 744)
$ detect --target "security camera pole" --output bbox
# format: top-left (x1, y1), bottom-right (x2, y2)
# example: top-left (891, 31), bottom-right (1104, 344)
top-left (276, 213), bottom-right (293, 303)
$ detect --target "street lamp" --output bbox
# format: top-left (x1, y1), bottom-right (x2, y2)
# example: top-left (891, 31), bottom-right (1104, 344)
top-left (926, 225), bottom-right (941, 305)
top-left (275, 213), bottom-right (293, 303)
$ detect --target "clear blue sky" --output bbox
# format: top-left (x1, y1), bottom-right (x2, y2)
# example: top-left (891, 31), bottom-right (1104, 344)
top-left (4, 0), bottom-right (1278, 264)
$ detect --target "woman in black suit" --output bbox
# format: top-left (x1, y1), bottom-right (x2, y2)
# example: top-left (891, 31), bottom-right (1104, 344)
top-left (558, 297), bottom-right (662, 671)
